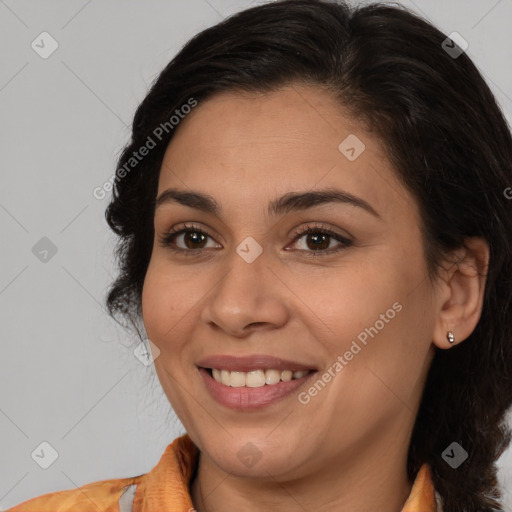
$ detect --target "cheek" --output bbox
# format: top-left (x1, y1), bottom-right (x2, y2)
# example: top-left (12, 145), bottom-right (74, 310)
top-left (141, 268), bottom-right (167, 341)
top-left (314, 256), bottom-right (429, 371)
top-left (141, 256), bottom-right (226, 367)
top-left (308, 263), bottom-right (399, 333)
top-left (141, 261), bottom-right (194, 345)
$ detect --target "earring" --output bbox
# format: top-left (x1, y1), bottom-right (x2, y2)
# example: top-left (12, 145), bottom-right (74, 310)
top-left (447, 331), bottom-right (455, 344)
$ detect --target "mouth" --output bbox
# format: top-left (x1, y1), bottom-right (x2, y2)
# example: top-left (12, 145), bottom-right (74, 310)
top-left (196, 355), bottom-right (318, 409)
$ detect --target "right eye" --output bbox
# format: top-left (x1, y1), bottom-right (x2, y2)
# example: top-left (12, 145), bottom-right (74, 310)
top-left (158, 223), bottom-right (221, 255)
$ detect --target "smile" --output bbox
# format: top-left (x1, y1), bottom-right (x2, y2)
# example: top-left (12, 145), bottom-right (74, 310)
top-left (196, 355), bottom-right (317, 410)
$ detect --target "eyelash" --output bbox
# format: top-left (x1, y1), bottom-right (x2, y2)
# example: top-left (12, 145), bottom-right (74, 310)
top-left (157, 222), bottom-right (353, 258)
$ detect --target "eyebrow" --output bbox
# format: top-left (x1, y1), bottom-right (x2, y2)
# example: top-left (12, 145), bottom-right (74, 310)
top-left (155, 187), bottom-right (381, 219)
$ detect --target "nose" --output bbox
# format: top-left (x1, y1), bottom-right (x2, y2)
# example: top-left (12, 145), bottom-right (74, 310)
top-left (200, 247), bottom-right (289, 338)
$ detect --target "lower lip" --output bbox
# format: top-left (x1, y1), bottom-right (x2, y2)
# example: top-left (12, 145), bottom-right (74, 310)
top-left (199, 368), bottom-right (315, 410)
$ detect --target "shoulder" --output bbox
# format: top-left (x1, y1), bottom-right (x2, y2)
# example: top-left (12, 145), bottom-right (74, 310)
top-left (5, 475), bottom-right (143, 512)
top-left (5, 435), bottom-right (197, 512)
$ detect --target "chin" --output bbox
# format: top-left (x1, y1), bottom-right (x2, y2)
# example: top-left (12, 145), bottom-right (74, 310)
top-left (194, 429), bottom-right (311, 479)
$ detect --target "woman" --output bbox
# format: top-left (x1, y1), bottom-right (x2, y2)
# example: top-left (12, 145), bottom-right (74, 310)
top-left (8, 0), bottom-right (512, 511)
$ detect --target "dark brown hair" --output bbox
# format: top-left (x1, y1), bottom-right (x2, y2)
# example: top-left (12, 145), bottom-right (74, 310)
top-left (105, 1), bottom-right (512, 510)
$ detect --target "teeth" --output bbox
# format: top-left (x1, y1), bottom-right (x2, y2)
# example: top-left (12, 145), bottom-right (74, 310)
top-left (281, 370), bottom-right (292, 382)
top-left (265, 369), bottom-right (281, 385)
top-left (246, 370), bottom-right (266, 388)
top-left (210, 368), bottom-right (311, 387)
top-left (230, 371), bottom-right (246, 387)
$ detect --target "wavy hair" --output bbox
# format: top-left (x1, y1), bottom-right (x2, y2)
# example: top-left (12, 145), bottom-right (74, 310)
top-left (105, 1), bottom-right (512, 510)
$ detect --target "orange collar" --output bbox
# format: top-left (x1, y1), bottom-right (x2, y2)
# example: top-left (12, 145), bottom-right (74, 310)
top-left (131, 434), bottom-right (199, 511)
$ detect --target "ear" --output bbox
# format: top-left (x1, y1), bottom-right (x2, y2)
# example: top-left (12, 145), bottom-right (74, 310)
top-left (432, 236), bottom-right (490, 349)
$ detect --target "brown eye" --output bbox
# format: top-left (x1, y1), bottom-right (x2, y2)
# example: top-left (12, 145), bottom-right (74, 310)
top-left (303, 232), bottom-right (330, 251)
top-left (158, 223), bottom-right (220, 255)
top-left (181, 230), bottom-right (208, 249)
top-left (289, 225), bottom-right (353, 256)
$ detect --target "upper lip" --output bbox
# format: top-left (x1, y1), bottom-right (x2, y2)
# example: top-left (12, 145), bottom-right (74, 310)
top-left (196, 355), bottom-right (316, 372)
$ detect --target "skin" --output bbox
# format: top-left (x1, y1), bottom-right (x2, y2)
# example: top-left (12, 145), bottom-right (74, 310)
top-left (141, 83), bottom-right (489, 512)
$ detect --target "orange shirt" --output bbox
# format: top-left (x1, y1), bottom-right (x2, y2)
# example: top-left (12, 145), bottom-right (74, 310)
top-left (7, 434), bottom-right (441, 511)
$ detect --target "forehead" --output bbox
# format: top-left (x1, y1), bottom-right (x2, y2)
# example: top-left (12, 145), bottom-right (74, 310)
top-left (157, 84), bottom-right (417, 225)
top-left (166, 85), bottom-right (370, 153)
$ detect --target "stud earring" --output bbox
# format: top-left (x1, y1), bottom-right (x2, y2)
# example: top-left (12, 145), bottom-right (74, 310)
top-left (447, 331), bottom-right (455, 344)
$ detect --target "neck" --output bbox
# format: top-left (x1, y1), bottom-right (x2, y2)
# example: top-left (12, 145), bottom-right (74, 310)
top-left (190, 424), bottom-right (414, 512)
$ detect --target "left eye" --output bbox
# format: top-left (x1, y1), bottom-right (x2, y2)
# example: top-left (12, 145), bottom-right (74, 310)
top-left (291, 227), bottom-right (352, 253)
top-left (158, 223), bottom-right (353, 256)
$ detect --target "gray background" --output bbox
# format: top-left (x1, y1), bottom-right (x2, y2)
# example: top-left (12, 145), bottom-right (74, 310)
top-left (1, 0), bottom-right (511, 509)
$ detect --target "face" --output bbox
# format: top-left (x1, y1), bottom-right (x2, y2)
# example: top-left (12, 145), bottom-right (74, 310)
top-left (142, 84), bottom-right (438, 481)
